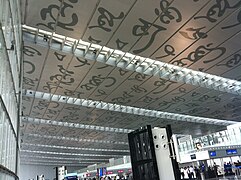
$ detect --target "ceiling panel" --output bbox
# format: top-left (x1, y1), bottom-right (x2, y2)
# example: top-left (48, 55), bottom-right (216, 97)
top-left (72, 62), bottom-right (115, 99)
top-left (205, 49), bottom-right (241, 77)
top-left (55, 0), bottom-right (100, 39)
top-left (22, 95), bottom-right (34, 116)
top-left (86, 0), bottom-right (163, 50)
top-left (24, 0), bottom-right (61, 32)
top-left (23, 42), bottom-right (49, 91)
top-left (81, 0), bottom-right (137, 45)
top-left (150, 0), bottom-right (241, 62)
top-left (37, 49), bottom-right (74, 93)
top-left (22, 135), bottom-right (51, 145)
top-left (128, 0), bottom-right (211, 57)
top-left (187, 13), bottom-right (241, 72)
top-left (86, 67), bottom-right (133, 101)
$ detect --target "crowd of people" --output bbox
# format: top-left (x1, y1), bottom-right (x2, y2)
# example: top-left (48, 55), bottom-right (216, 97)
top-left (81, 161), bottom-right (241, 180)
top-left (180, 161), bottom-right (241, 179)
top-left (83, 175), bottom-right (132, 180)
top-left (180, 166), bottom-right (201, 180)
top-left (224, 161), bottom-right (241, 176)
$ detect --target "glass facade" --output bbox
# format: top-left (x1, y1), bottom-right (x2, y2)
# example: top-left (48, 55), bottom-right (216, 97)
top-left (0, 0), bottom-right (22, 179)
top-left (178, 125), bottom-right (241, 154)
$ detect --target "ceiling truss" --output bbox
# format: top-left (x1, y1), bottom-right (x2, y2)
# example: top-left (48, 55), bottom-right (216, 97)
top-left (21, 150), bottom-right (124, 158)
top-left (21, 116), bottom-right (132, 134)
top-left (23, 133), bottom-right (128, 145)
top-left (22, 25), bottom-right (241, 96)
top-left (23, 89), bottom-right (238, 126)
top-left (21, 143), bottom-right (129, 153)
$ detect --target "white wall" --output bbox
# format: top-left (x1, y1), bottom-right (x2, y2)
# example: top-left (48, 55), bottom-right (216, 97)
top-left (19, 164), bottom-right (56, 180)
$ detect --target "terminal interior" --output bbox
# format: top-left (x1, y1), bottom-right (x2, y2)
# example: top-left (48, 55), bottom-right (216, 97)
top-left (1, 0), bottom-right (241, 179)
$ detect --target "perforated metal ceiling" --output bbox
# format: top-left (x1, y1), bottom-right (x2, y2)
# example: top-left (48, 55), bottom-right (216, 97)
top-left (20, 0), bottom-right (241, 168)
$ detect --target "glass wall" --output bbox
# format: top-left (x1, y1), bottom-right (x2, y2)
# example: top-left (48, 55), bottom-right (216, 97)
top-left (177, 124), bottom-right (241, 154)
top-left (193, 128), bottom-right (241, 149)
top-left (0, 0), bottom-right (22, 179)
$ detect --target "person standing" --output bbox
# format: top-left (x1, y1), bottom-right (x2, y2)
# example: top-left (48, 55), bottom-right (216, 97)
top-left (213, 162), bottom-right (218, 178)
top-left (194, 166), bottom-right (201, 180)
top-left (180, 167), bottom-right (184, 179)
top-left (189, 166), bottom-right (195, 179)
top-left (224, 162), bottom-right (228, 175)
top-left (183, 167), bottom-right (189, 180)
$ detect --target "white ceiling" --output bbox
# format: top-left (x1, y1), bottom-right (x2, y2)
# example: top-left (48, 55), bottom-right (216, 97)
top-left (20, 0), bottom-right (241, 168)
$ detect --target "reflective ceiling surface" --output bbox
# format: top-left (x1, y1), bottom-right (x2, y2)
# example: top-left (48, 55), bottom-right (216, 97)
top-left (20, 0), bottom-right (241, 167)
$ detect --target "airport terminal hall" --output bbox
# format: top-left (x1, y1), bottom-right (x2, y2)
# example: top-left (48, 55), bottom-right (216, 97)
top-left (2, 0), bottom-right (241, 180)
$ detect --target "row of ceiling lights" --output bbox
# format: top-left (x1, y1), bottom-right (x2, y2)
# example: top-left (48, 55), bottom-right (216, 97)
top-left (21, 150), bottom-right (124, 157)
top-left (22, 25), bottom-right (241, 96)
top-left (20, 159), bottom-right (94, 164)
top-left (20, 155), bottom-right (109, 162)
top-left (21, 116), bottom-right (132, 134)
top-left (23, 133), bottom-right (128, 145)
top-left (20, 161), bottom-right (87, 167)
top-left (21, 143), bottom-right (129, 153)
top-left (23, 89), bottom-right (238, 126)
